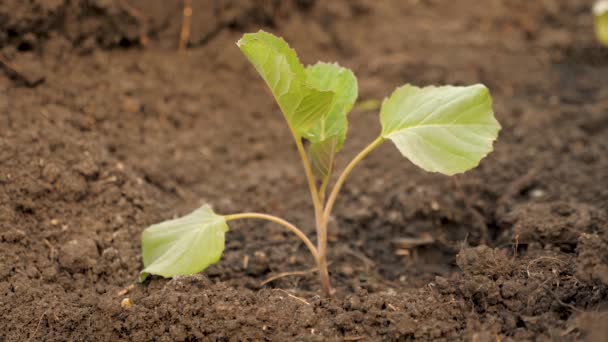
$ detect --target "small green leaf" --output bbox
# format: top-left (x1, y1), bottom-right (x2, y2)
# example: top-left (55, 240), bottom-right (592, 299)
top-left (237, 31), bottom-right (335, 135)
top-left (355, 99), bottom-right (382, 112)
top-left (304, 62), bottom-right (358, 145)
top-left (594, 1), bottom-right (608, 46)
top-left (309, 136), bottom-right (339, 182)
top-left (380, 84), bottom-right (500, 176)
top-left (305, 63), bottom-right (357, 184)
top-left (140, 205), bottom-right (228, 281)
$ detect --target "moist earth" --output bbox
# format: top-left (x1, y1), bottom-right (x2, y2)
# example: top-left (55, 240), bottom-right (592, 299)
top-left (1, 0), bottom-right (607, 340)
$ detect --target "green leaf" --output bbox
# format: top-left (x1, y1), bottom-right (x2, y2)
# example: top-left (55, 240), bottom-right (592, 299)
top-left (304, 62), bottom-right (358, 145)
top-left (594, 1), bottom-right (608, 46)
top-left (305, 63), bottom-right (357, 183)
top-left (380, 84), bottom-right (500, 176)
top-left (309, 136), bottom-right (338, 182)
top-left (237, 31), bottom-right (335, 135)
top-left (140, 205), bottom-right (228, 281)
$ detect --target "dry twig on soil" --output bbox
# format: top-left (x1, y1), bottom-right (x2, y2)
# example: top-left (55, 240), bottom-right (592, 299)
top-left (260, 267), bottom-right (319, 286)
top-left (179, 0), bottom-right (193, 50)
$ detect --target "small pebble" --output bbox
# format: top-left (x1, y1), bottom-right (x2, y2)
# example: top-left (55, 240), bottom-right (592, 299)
top-left (430, 200), bottom-right (440, 211)
top-left (121, 297), bottom-right (133, 309)
top-left (254, 251), bottom-right (268, 264)
top-left (529, 188), bottom-right (545, 198)
top-left (121, 97), bottom-right (140, 113)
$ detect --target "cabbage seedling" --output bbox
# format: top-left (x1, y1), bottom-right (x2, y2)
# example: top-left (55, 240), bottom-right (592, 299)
top-left (594, 0), bottom-right (608, 46)
top-left (140, 31), bottom-right (501, 296)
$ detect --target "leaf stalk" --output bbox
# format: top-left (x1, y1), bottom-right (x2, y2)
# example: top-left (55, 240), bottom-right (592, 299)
top-left (290, 128), bottom-right (324, 232)
top-left (225, 212), bottom-right (318, 260)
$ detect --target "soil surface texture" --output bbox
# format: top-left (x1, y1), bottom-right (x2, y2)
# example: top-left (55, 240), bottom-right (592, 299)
top-left (1, 0), bottom-right (607, 341)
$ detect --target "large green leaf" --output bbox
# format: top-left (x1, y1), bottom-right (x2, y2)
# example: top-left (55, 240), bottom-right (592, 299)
top-left (237, 31), bottom-right (334, 135)
top-left (594, 1), bottom-right (608, 46)
top-left (140, 205), bottom-right (228, 281)
top-left (305, 63), bottom-right (357, 182)
top-left (380, 84), bottom-right (500, 176)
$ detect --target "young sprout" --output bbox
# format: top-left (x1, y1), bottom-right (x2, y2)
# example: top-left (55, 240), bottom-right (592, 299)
top-left (139, 31), bottom-right (501, 296)
top-left (594, 0), bottom-right (608, 46)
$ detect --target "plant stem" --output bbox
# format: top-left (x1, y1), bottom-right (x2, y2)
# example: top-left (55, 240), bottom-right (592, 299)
top-left (315, 136), bottom-right (385, 294)
top-left (291, 134), bottom-right (333, 296)
top-left (289, 133), bottom-right (326, 250)
top-left (292, 134), bottom-right (324, 226)
top-left (225, 213), bottom-right (318, 260)
top-left (318, 176), bottom-right (329, 205)
top-left (317, 255), bottom-right (332, 295)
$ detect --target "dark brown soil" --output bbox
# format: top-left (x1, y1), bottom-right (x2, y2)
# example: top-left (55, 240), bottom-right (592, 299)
top-left (2, 0), bottom-right (608, 340)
